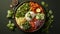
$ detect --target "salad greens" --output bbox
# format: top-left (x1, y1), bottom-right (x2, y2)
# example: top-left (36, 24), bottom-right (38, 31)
top-left (36, 13), bottom-right (45, 20)
top-left (36, 13), bottom-right (41, 19)
top-left (22, 21), bottom-right (31, 30)
top-left (16, 3), bottom-right (30, 18)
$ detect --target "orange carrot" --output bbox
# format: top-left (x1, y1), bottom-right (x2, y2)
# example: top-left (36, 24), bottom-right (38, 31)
top-left (29, 2), bottom-right (44, 13)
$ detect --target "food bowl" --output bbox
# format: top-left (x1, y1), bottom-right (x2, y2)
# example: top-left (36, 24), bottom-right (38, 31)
top-left (15, 1), bottom-right (45, 32)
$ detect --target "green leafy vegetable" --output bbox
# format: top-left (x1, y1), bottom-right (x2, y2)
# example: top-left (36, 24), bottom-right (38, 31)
top-left (36, 13), bottom-right (45, 20)
top-left (36, 13), bottom-right (41, 19)
top-left (16, 3), bottom-right (30, 18)
top-left (22, 21), bottom-right (31, 30)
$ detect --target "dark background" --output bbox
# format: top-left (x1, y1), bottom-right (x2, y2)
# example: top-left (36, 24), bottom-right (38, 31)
top-left (0, 0), bottom-right (60, 34)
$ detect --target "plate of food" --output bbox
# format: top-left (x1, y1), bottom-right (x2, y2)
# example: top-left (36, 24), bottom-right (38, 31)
top-left (15, 1), bottom-right (45, 32)
top-left (6, 0), bottom-right (54, 33)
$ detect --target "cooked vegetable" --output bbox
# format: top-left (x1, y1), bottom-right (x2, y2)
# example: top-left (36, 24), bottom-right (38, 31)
top-left (28, 13), bottom-right (32, 18)
top-left (36, 13), bottom-right (40, 19)
top-left (15, 17), bottom-right (26, 26)
top-left (29, 18), bottom-right (38, 29)
top-left (22, 21), bottom-right (31, 30)
top-left (34, 20), bottom-right (41, 28)
top-left (40, 13), bottom-right (45, 20)
top-left (6, 0), bottom-right (54, 33)
top-left (15, 2), bottom-right (45, 32)
top-left (29, 2), bottom-right (40, 13)
top-left (36, 13), bottom-right (45, 20)
top-left (36, 13), bottom-right (41, 19)
top-left (30, 21), bottom-right (35, 28)
top-left (30, 2), bottom-right (44, 13)
top-left (16, 3), bottom-right (30, 18)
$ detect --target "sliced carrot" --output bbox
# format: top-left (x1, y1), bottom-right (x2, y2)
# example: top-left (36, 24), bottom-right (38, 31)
top-left (30, 21), bottom-right (35, 28)
top-left (35, 3), bottom-right (39, 7)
